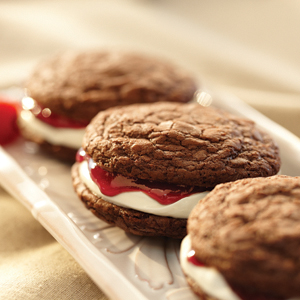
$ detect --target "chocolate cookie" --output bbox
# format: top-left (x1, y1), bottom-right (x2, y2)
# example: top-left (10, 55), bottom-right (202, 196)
top-left (184, 175), bottom-right (300, 299)
top-left (83, 101), bottom-right (280, 187)
top-left (72, 101), bottom-right (281, 238)
top-left (18, 50), bottom-right (197, 161)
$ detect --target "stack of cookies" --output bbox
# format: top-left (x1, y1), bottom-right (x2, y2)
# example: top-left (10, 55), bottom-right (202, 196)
top-left (71, 100), bottom-right (280, 239)
top-left (20, 48), bottom-right (297, 300)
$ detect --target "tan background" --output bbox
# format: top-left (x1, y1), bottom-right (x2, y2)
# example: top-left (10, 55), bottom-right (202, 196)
top-left (1, 0), bottom-right (300, 299)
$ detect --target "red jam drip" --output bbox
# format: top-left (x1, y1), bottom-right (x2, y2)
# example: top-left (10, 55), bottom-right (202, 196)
top-left (187, 250), bottom-right (205, 266)
top-left (32, 104), bottom-right (88, 129)
top-left (0, 97), bottom-right (20, 145)
top-left (187, 249), bottom-right (285, 300)
top-left (77, 148), bottom-right (207, 205)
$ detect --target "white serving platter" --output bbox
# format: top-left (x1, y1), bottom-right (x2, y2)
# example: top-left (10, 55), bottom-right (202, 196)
top-left (0, 87), bottom-right (300, 300)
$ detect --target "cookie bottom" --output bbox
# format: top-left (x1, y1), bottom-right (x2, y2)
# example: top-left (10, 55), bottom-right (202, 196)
top-left (71, 162), bottom-right (187, 239)
top-left (184, 273), bottom-right (219, 300)
top-left (19, 125), bottom-right (77, 163)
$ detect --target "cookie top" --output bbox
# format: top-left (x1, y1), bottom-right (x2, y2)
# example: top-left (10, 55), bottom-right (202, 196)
top-left (188, 175), bottom-right (300, 298)
top-left (25, 50), bottom-right (197, 122)
top-left (83, 101), bottom-right (280, 187)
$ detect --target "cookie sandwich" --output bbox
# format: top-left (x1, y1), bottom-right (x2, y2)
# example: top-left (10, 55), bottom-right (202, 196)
top-left (72, 101), bottom-right (281, 238)
top-left (181, 175), bottom-right (300, 300)
top-left (18, 50), bottom-right (197, 161)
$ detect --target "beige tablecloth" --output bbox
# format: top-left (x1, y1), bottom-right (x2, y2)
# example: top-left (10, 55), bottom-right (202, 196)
top-left (1, 0), bottom-right (300, 299)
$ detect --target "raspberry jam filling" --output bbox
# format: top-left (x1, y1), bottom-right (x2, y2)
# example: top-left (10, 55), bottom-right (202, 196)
top-left (0, 96), bottom-right (20, 145)
top-left (22, 96), bottom-right (88, 128)
top-left (187, 250), bottom-right (205, 267)
top-left (77, 148), bottom-right (207, 205)
top-left (187, 250), bottom-right (284, 300)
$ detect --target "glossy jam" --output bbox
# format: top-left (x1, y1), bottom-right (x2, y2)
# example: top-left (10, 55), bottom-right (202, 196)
top-left (77, 149), bottom-right (206, 205)
top-left (0, 97), bottom-right (20, 145)
top-left (187, 250), bottom-right (205, 266)
top-left (187, 249), bottom-right (284, 300)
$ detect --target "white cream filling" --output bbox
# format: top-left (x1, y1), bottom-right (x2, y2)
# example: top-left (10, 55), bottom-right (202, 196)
top-left (180, 235), bottom-right (241, 300)
top-left (78, 160), bottom-right (209, 218)
top-left (18, 110), bottom-right (85, 149)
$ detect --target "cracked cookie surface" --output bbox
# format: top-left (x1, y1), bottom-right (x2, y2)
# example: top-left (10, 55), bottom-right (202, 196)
top-left (188, 175), bottom-right (300, 298)
top-left (83, 101), bottom-right (281, 188)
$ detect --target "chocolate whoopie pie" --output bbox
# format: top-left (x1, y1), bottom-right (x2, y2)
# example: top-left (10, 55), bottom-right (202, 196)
top-left (72, 101), bottom-right (281, 238)
top-left (181, 175), bottom-right (300, 300)
top-left (18, 50), bottom-right (197, 161)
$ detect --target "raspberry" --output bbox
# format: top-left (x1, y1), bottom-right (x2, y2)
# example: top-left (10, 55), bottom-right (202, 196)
top-left (0, 97), bottom-right (20, 145)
